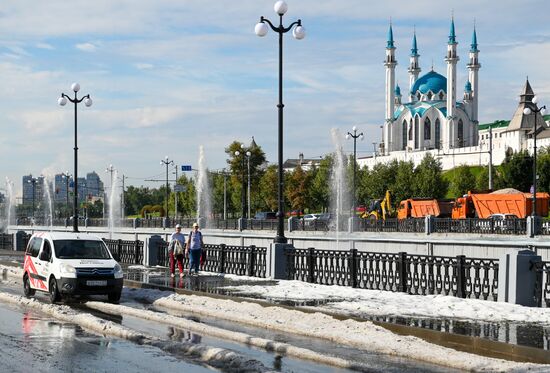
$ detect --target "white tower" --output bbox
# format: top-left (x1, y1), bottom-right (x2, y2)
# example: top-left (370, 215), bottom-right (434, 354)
top-left (445, 18), bottom-right (459, 149)
top-left (408, 31), bottom-right (421, 103)
top-left (467, 26), bottom-right (480, 125)
top-left (384, 23), bottom-right (397, 154)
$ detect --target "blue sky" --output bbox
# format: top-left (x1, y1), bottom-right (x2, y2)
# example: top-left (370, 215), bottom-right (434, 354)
top-left (0, 0), bottom-right (549, 195)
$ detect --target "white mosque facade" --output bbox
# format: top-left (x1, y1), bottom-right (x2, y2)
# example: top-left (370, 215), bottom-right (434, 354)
top-left (358, 21), bottom-right (550, 171)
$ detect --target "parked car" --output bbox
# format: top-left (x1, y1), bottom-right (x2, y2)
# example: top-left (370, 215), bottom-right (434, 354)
top-left (254, 212), bottom-right (277, 220)
top-left (23, 231), bottom-right (123, 303)
top-left (488, 213), bottom-right (519, 231)
top-left (302, 213), bottom-right (321, 227)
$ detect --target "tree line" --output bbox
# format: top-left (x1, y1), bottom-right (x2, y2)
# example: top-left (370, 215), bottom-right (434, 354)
top-left (122, 142), bottom-right (550, 218)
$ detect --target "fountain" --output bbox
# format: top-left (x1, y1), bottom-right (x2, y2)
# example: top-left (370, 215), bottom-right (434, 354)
top-left (107, 169), bottom-right (121, 239)
top-left (2, 178), bottom-right (15, 232)
top-left (329, 128), bottom-right (351, 248)
top-left (42, 175), bottom-right (54, 231)
top-left (196, 145), bottom-right (212, 228)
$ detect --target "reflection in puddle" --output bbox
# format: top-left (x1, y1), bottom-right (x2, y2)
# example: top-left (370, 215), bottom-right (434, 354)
top-left (124, 267), bottom-right (550, 351)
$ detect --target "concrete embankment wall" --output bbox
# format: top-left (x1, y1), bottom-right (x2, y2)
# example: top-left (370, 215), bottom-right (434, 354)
top-left (7, 225), bottom-right (550, 261)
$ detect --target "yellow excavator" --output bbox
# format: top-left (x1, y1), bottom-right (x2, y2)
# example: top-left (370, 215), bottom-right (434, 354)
top-left (362, 190), bottom-right (394, 220)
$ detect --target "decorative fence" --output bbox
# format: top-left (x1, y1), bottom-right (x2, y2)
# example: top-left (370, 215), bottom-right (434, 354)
top-left (103, 239), bottom-right (143, 265)
top-left (156, 242), bottom-right (267, 278)
top-left (13, 215), bottom-right (550, 236)
top-left (533, 261), bottom-right (550, 307)
top-left (284, 248), bottom-right (500, 301)
top-left (0, 233), bottom-right (13, 250)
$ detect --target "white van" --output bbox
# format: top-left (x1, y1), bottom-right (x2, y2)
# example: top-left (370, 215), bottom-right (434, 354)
top-left (23, 232), bottom-right (124, 303)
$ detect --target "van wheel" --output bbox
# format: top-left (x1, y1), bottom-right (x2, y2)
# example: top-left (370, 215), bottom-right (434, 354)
top-left (23, 274), bottom-right (35, 297)
top-left (108, 291), bottom-right (121, 303)
top-left (49, 277), bottom-right (61, 303)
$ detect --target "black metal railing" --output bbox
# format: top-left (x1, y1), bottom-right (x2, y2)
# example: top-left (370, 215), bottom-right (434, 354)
top-left (103, 239), bottom-right (143, 265)
top-left (14, 215), bottom-right (542, 236)
top-left (285, 248), bottom-right (499, 301)
top-left (156, 241), bottom-right (267, 278)
top-left (533, 261), bottom-right (550, 307)
top-left (359, 218), bottom-right (425, 233)
top-left (0, 233), bottom-right (13, 250)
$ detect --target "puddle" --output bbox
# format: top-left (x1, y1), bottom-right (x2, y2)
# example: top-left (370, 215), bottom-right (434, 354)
top-left (124, 267), bottom-right (550, 352)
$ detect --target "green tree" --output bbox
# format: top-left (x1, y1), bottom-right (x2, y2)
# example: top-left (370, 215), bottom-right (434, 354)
top-left (392, 161), bottom-right (415, 206)
top-left (225, 140), bottom-right (267, 218)
top-left (309, 155), bottom-right (332, 212)
top-left (364, 160), bottom-right (398, 200)
top-left (258, 165), bottom-right (278, 212)
top-left (285, 165), bottom-right (311, 213)
top-left (412, 153), bottom-right (447, 198)
top-left (448, 165), bottom-right (476, 198)
top-left (173, 174), bottom-right (196, 218)
top-left (498, 150), bottom-right (533, 192)
top-left (537, 147), bottom-right (550, 193)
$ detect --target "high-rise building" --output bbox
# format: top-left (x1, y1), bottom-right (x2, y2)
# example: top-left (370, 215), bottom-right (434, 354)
top-left (22, 175), bottom-right (44, 206)
top-left (86, 171), bottom-right (104, 199)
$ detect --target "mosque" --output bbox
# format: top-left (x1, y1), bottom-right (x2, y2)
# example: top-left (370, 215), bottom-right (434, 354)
top-left (358, 20), bottom-right (550, 171)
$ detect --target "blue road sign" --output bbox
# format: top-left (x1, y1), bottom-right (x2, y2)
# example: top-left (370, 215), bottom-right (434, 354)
top-left (181, 165), bottom-right (192, 171)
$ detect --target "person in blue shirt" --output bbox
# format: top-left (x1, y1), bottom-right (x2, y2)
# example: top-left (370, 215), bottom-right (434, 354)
top-left (186, 222), bottom-right (203, 275)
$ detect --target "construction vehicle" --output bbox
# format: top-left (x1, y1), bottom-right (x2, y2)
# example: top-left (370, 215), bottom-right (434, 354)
top-left (451, 190), bottom-right (550, 219)
top-left (397, 198), bottom-right (453, 219)
top-left (363, 190), bottom-right (394, 220)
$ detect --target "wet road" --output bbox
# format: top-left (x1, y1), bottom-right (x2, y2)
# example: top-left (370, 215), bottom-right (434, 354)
top-left (0, 275), bottom-right (462, 373)
top-left (0, 302), bottom-right (214, 372)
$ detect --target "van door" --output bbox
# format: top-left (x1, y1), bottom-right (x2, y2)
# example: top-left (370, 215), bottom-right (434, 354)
top-left (38, 240), bottom-right (53, 286)
top-left (24, 237), bottom-right (47, 291)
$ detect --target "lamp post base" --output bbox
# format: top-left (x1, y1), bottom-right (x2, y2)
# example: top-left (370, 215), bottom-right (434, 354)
top-left (274, 235), bottom-right (287, 244)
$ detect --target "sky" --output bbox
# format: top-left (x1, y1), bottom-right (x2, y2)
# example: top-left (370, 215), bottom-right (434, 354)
top-left (0, 0), bottom-right (549, 196)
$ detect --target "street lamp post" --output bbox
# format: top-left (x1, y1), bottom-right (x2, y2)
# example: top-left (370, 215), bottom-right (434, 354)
top-left (246, 151), bottom-right (252, 220)
top-left (222, 169), bottom-right (228, 220)
top-left (255, 1), bottom-right (305, 243)
top-left (27, 177), bottom-right (38, 219)
top-left (523, 96), bottom-right (547, 222)
top-left (160, 156), bottom-right (174, 219)
top-left (58, 83), bottom-right (93, 232)
top-left (234, 145), bottom-right (248, 219)
top-left (346, 126), bottom-right (364, 217)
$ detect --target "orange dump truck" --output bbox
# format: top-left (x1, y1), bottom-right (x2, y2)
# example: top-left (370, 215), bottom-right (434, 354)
top-left (397, 198), bottom-right (454, 219)
top-left (451, 191), bottom-right (550, 219)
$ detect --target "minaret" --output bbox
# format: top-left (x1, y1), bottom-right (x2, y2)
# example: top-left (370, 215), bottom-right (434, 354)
top-left (467, 26), bottom-right (480, 124)
top-left (408, 30), bottom-right (421, 103)
top-left (445, 17), bottom-right (459, 148)
top-left (395, 84), bottom-right (402, 105)
top-left (384, 23), bottom-right (397, 154)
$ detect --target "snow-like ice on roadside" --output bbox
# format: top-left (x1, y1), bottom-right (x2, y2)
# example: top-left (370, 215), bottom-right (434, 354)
top-left (4, 263), bottom-right (550, 371)
top-left (220, 279), bottom-right (550, 325)
top-left (127, 287), bottom-right (550, 372)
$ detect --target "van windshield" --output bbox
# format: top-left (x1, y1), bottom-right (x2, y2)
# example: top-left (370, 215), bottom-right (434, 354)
top-left (53, 240), bottom-right (111, 259)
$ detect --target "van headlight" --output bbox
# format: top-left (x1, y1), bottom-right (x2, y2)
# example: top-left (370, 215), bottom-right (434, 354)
top-left (60, 263), bottom-right (76, 275)
top-left (114, 263), bottom-right (123, 279)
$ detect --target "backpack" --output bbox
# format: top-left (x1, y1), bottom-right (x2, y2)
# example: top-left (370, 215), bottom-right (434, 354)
top-left (174, 240), bottom-right (184, 255)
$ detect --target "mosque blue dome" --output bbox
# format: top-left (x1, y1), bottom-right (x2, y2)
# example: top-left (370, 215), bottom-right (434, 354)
top-left (411, 71), bottom-right (447, 95)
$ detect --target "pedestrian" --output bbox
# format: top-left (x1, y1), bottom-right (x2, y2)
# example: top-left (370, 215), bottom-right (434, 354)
top-left (169, 224), bottom-right (186, 278)
top-left (186, 222), bottom-right (204, 275)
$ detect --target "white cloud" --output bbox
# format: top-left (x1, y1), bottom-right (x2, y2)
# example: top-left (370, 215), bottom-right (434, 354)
top-left (76, 42), bottom-right (98, 52)
top-left (134, 63), bottom-right (153, 70)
